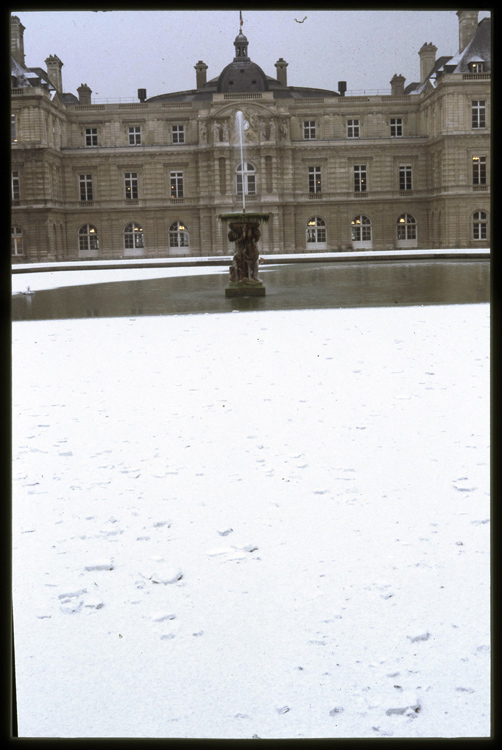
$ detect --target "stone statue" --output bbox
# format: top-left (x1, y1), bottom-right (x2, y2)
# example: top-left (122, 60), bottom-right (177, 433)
top-left (259, 118), bottom-right (267, 141)
top-left (213, 120), bottom-right (220, 142)
top-left (222, 120), bottom-right (229, 142)
top-left (228, 220), bottom-right (261, 282)
top-left (269, 119), bottom-right (276, 141)
top-left (199, 121), bottom-right (207, 143)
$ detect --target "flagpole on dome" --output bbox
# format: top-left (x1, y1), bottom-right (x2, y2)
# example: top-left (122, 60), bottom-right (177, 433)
top-left (240, 10), bottom-right (243, 31)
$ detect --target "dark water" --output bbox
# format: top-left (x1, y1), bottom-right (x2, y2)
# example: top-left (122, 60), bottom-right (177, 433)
top-left (12, 261), bottom-right (490, 322)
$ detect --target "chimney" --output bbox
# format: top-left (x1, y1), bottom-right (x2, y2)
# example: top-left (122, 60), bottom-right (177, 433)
top-left (11, 15), bottom-right (25, 66)
top-left (390, 74), bottom-right (406, 96)
top-left (419, 43), bottom-right (437, 83)
top-left (457, 10), bottom-right (479, 53)
top-left (45, 54), bottom-right (63, 93)
top-left (77, 83), bottom-right (92, 105)
top-left (138, 88), bottom-right (147, 102)
top-left (275, 58), bottom-right (288, 86)
top-left (194, 60), bottom-right (208, 89)
top-left (338, 81), bottom-right (347, 96)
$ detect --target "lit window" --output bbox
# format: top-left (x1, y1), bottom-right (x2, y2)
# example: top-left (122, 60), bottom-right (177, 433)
top-left (236, 162), bottom-right (256, 196)
top-left (124, 222), bottom-right (144, 250)
top-left (472, 101), bottom-right (486, 129)
top-left (11, 114), bottom-right (17, 143)
top-left (172, 125), bottom-right (185, 144)
top-left (11, 226), bottom-right (23, 256)
top-left (304, 120), bottom-right (316, 140)
top-left (472, 211), bottom-right (487, 240)
top-left (399, 165), bottom-right (412, 191)
top-left (128, 126), bottom-right (142, 145)
top-left (469, 61), bottom-right (485, 73)
top-left (397, 213), bottom-right (416, 240)
top-left (169, 221), bottom-right (190, 248)
top-left (78, 224), bottom-right (99, 252)
top-left (354, 165), bottom-right (367, 192)
top-left (390, 118), bottom-right (403, 137)
top-left (79, 174), bottom-right (93, 201)
top-left (308, 166), bottom-right (321, 193)
top-left (347, 119), bottom-right (359, 138)
top-left (351, 215), bottom-right (371, 242)
top-left (472, 156), bottom-right (487, 185)
top-left (170, 171), bottom-right (184, 198)
top-left (125, 172), bottom-right (138, 200)
top-left (12, 171), bottom-right (20, 201)
top-left (306, 216), bottom-right (326, 244)
top-left (85, 127), bottom-right (98, 147)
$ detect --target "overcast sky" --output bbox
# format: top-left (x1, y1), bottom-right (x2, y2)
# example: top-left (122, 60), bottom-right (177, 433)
top-left (12, 9), bottom-right (491, 101)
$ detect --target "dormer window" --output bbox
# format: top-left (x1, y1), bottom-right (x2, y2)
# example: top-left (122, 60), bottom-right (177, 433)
top-left (469, 61), bottom-right (485, 73)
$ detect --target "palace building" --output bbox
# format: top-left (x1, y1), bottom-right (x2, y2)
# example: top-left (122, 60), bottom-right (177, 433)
top-left (10, 11), bottom-right (490, 262)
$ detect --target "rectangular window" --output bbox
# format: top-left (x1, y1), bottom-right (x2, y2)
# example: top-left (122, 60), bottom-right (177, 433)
top-left (85, 127), bottom-right (98, 147)
top-left (12, 171), bottom-right (20, 201)
top-left (172, 125), bottom-right (185, 144)
top-left (399, 165), bottom-right (412, 191)
top-left (472, 156), bottom-right (487, 185)
top-left (472, 101), bottom-right (486, 129)
top-left (308, 166), bottom-right (321, 193)
top-left (128, 126), bottom-right (142, 145)
top-left (390, 118), bottom-right (403, 137)
top-left (354, 165), bottom-right (367, 192)
top-left (303, 120), bottom-right (316, 140)
top-left (79, 174), bottom-right (93, 201)
top-left (11, 114), bottom-right (17, 143)
top-left (125, 172), bottom-right (138, 200)
top-left (170, 171), bottom-right (184, 198)
top-left (347, 119), bottom-right (359, 138)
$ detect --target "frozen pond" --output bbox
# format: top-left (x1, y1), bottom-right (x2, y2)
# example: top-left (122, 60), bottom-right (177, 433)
top-left (11, 260), bottom-right (489, 321)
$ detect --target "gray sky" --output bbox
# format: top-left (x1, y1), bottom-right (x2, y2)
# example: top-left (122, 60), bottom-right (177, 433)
top-left (13, 9), bottom-right (491, 101)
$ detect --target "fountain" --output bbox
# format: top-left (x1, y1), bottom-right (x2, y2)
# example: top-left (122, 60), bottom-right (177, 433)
top-left (220, 110), bottom-right (269, 297)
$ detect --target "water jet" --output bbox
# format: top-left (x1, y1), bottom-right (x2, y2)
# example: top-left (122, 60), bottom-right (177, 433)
top-left (220, 111), bottom-right (269, 297)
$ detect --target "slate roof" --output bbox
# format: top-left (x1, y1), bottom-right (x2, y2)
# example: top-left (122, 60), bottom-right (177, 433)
top-left (447, 16), bottom-right (491, 73)
top-left (147, 31), bottom-right (338, 102)
top-left (405, 16), bottom-right (491, 95)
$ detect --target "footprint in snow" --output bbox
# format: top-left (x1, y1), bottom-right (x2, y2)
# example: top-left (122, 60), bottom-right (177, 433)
top-left (85, 559), bottom-right (114, 571)
top-left (408, 632), bottom-right (431, 643)
top-left (59, 588), bottom-right (104, 614)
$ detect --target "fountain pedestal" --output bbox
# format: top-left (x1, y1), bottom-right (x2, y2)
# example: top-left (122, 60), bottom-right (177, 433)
top-left (219, 212), bottom-right (269, 297)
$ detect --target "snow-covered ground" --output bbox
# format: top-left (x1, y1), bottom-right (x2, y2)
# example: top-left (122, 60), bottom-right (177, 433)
top-left (12, 266), bottom-right (490, 738)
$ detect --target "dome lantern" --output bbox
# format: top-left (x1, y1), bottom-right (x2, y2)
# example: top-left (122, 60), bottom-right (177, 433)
top-left (234, 31), bottom-right (249, 61)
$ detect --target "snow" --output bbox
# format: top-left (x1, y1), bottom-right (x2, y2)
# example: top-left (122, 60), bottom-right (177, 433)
top-left (12, 266), bottom-right (490, 738)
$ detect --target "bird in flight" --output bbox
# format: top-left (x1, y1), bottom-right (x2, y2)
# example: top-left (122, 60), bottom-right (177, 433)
top-left (295, 16), bottom-right (307, 23)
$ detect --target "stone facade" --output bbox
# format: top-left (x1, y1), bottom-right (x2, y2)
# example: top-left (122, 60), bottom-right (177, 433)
top-left (11, 12), bottom-right (490, 262)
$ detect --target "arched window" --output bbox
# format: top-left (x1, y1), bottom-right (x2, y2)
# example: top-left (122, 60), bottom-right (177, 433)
top-left (397, 213), bottom-right (417, 240)
top-left (236, 162), bottom-right (256, 196)
top-left (169, 221), bottom-right (189, 248)
top-left (11, 226), bottom-right (23, 256)
top-left (351, 215), bottom-right (372, 242)
top-left (124, 222), bottom-right (144, 251)
top-left (472, 211), bottom-right (487, 240)
top-left (306, 216), bottom-right (327, 245)
top-left (78, 224), bottom-right (99, 253)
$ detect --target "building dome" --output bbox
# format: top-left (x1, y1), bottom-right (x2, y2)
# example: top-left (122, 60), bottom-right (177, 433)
top-left (216, 30), bottom-right (269, 93)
